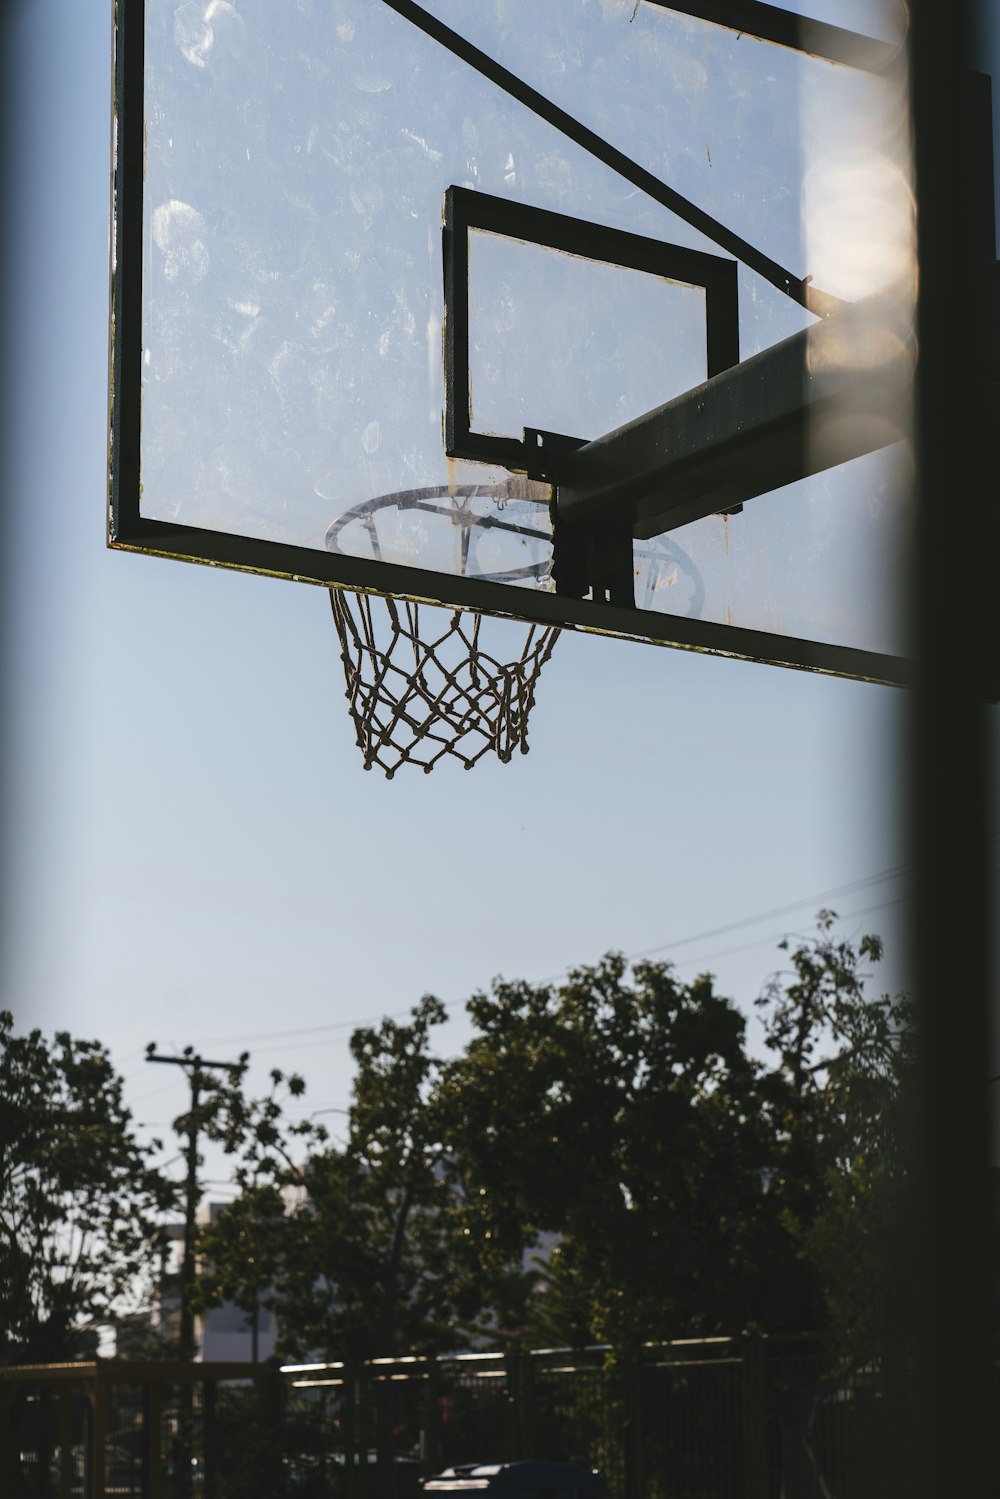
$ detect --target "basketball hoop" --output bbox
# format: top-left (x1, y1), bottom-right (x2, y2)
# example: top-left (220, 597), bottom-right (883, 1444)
top-left (326, 483), bottom-right (560, 776)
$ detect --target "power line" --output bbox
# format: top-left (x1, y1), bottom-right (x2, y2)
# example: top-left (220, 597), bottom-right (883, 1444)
top-left (127, 1078), bottom-right (189, 1109)
top-left (129, 845), bottom-right (998, 1063)
top-left (607, 869), bottom-right (911, 967)
top-left (189, 889), bottom-right (921, 1134)
top-left (668, 894), bottom-right (910, 975)
top-left (220, 892), bottom-right (915, 1063)
top-left (179, 861), bottom-right (915, 1051)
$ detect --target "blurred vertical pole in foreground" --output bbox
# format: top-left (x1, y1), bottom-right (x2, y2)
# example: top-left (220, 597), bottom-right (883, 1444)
top-left (0, 0), bottom-right (19, 999)
top-left (906, 0), bottom-right (996, 1493)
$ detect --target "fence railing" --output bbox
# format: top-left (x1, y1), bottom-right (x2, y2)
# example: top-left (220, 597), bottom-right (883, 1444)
top-left (1, 1335), bottom-right (893, 1499)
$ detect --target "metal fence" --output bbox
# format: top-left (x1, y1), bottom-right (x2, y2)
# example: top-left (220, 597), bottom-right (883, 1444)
top-left (1, 1336), bottom-right (893, 1499)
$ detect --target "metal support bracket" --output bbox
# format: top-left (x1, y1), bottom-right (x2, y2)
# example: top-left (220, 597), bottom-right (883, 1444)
top-left (552, 504), bottom-right (635, 607)
top-left (522, 429), bottom-right (635, 607)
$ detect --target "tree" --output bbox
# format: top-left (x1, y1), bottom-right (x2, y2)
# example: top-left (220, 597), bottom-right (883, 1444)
top-left (438, 954), bottom-right (766, 1352)
top-left (440, 923), bottom-right (911, 1357)
top-left (198, 995), bottom-right (465, 1363)
top-left (741, 914), bottom-right (914, 1498)
top-left (200, 920), bottom-right (911, 1375)
top-left (0, 1011), bottom-right (177, 1364)
top-left (755, 911), bottom-right (913, 1362)
top-left (184, 1063), bottom-right (328, 1357)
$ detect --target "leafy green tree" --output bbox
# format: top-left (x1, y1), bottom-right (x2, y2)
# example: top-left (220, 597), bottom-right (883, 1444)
top-left (439, 924), bottom-right (908, 1499)
top-left (755, 911), bottom-right (913, 1361)
top-left (441, 923), bottom-right (910, 1356)
top-left (183, 1057), bottom-right (322, 1185)
top-left (199, 995), bottom-right (465, 1362)
top-left (438, 955), bottom-right (766, 1351)
top-left (200, 920), bottom-right (910, 1375)
top-left (740, 914), bottom-right (913, 1498)
top-left (185, 1063), bottom-right (328, 1354)
top-left (0, 1011), bottom-right (177, 1363)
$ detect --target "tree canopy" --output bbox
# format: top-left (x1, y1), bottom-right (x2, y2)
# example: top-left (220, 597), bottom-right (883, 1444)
top-left (4, 915), bottom-right (909, 1369)
top-left (197, 995), bottom-right (466, 1362)
top-left (197, 917), bottom-right (910, 1367)
top-left (754, 914), bottom-right (913, 1362)
top-left (0, 1012), bottom-right (178, 1363)
top-left (437, 954), bottom-right (765, 1349)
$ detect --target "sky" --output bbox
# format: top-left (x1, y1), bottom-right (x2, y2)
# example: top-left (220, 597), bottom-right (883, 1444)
top-left (0, 0), bottom-right (976, 1203)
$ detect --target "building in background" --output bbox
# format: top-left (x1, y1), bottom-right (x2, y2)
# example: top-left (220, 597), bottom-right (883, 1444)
top-left (126, 1204), bottom-right (278, 1364)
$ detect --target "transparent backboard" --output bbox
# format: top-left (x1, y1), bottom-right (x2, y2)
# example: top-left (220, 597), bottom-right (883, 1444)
top-left (110, 0), bottom-right (915, 684)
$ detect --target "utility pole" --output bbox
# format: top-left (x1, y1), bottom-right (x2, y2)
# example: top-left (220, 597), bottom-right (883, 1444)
top-left (146, 1044), bottom-right (247, 1360)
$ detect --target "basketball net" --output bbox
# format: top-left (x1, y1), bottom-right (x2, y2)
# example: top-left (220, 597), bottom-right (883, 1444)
top-left (330, 590), bottom-right (559, 777)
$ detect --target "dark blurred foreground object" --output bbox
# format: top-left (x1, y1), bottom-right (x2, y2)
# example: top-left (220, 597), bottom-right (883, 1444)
top-left (423, 1460), bottom-right (610, 1499)
top-left (905, 0), bottom-right (996, 1494)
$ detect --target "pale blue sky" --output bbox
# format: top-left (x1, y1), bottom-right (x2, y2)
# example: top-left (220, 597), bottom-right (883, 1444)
top-left (0, 1), bottom-right (927, 1193)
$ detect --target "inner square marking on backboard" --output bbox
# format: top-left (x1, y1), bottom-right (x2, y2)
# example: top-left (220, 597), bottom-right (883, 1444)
top-left (466, 232), bottom-right (711, 447)
top-left (442, 186), bottom-right (740, 480)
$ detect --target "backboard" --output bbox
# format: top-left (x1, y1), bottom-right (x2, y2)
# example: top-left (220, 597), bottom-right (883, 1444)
top-left (110, 0), bottom-right (918, 687)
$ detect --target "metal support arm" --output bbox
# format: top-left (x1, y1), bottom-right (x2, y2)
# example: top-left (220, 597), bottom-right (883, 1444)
top-left (555, 288), bottom-right (916, 541)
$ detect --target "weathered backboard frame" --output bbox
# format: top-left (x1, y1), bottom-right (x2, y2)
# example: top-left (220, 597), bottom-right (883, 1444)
top-left (109, 0), bottom-right (926, 689)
